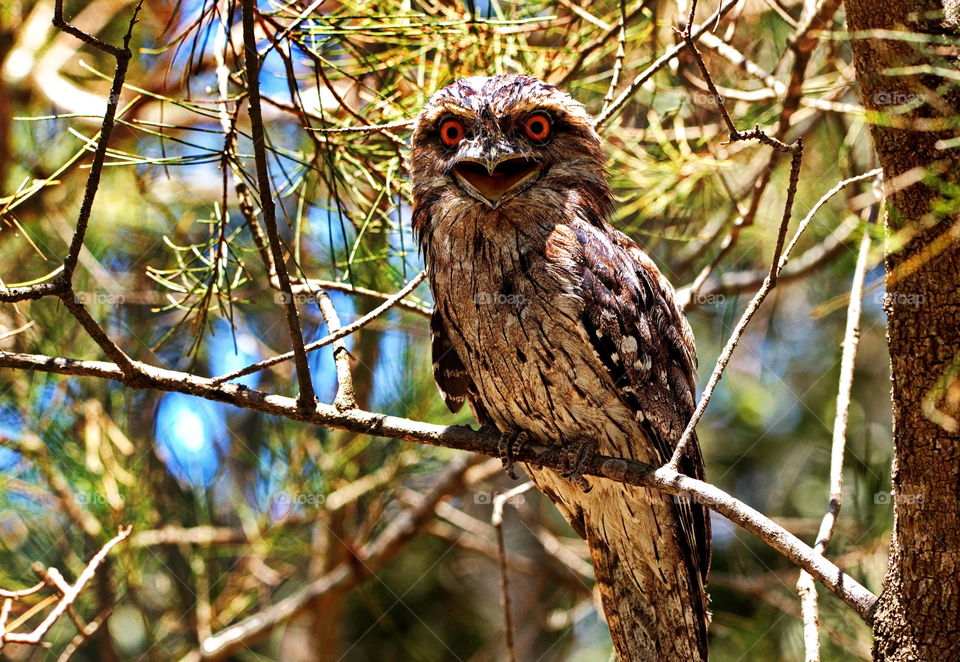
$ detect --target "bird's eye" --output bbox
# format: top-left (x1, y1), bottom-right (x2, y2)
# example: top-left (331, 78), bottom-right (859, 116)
top-left (523, 112), bottom-right (552, 143)
top-left (439, 119), bottom-right (465, 147)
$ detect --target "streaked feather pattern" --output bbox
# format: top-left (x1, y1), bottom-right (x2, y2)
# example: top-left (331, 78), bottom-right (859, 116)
top-left (413, 74), bottom-right (710, 661)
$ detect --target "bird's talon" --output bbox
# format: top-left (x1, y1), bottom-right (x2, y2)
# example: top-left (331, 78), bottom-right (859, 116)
top-left (497, 432), bottom-right (514, 479)
top-left (511, 431), bottom-right (528, 466)
top-left (562, 442), bottom-right (595, 493)
top-left (498, 430), bottom-right (528, 480)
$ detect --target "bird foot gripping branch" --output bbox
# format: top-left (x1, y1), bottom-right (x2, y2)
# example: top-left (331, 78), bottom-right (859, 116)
top-left (560, 441), bottom-right (595, 493)
top-left (497, 428), bottom-right (529, 480)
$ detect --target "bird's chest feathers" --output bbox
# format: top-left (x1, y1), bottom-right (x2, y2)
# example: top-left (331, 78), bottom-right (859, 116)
top-left (430, 220), bottom-right (582, 348)
top-left (428, 218), bottom-right (635, 444)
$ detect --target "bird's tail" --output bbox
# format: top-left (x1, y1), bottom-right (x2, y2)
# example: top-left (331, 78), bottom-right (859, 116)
top-left (530, 468), bottom-right (709, 661)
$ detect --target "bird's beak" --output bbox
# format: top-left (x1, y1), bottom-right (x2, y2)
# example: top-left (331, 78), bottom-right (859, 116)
top-left (451, 144), bottom-right (541, 208)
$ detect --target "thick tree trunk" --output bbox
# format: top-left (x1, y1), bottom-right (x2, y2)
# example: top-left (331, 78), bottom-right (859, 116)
top-left (843, 1), bottom-right (960, 659)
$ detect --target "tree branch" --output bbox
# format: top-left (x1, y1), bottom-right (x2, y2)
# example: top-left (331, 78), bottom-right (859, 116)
top-left (0, 349), bottom-right (878, 623)
top-left (594, 0), bottom-right (742, 130)
top-left (210, 271), bottom-right (427, 386)
top-left (0, 526), bottom-right (131, 648)
top-left (240, 0), bottom-right (316, 408)
top-left (0, 1), bottom-right (142, 302)
top-left (178, 456), bottom-right (483, 661)
top-left (315, 289), bottom-right (356, 411)
top-left (492, 482), bottom-right (535, 662)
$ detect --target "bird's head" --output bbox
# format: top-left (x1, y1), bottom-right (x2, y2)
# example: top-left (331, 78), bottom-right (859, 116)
top-left (411, 75), bottom-right (612, 225)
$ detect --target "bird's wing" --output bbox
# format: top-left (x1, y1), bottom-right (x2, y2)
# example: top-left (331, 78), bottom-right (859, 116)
top-left (430, 311), bottom-right (494, 425)
top-left (430, 311), bottom-right (470, 413)
top-left (573, 222), bottom-right (711, 585)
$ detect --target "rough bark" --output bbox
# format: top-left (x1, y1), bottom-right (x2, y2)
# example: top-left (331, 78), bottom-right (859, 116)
top-left (843, 1), bottom-right (960, 659)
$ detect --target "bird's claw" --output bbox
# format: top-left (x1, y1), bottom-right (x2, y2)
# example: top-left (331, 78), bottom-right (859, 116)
top-left (498, 429), bottom-right (528, 480)
top-left (561, 442), bottom-right (595, 493)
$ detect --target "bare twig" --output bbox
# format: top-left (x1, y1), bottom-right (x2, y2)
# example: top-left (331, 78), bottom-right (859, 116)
top-left (0, 1), bottom-right (142, 303)
top-left (55, 608), bottom-right (111, 662)
top-left (599, 0), bottom-right (628, 114)
top-left (673, 0), bottom-right (848, 309)
top-left (0, 281), bottom-right (67, 303)
top-left (214, 6), bottom-right (276, 278)
top-left (59, 293), bottom-right (141, 381)
top-left (668, 0), bottom-right (859, 470)
top-left (677, 0), bottom-right (738, 136)
top-left (59, 0), bottom-right (143, 284)
top-left (211, 271), bottom-right (426, 386)
top-left (669, 136), bottom-right (803, 470)
top-left (594, 0), bottom-right (742, 130)
top-left (0, 582), bottom-right (45, 600)
top-left (796, 203), bottom-right (874, 662)
top-left (492, 482), bottom-right (535, 662)
top-left (0, 321), bottom-right (35, 342)
top-left (52, 0), bottom-right (128, 58)
top-left (240, 0), bottom-right (316, 409)
top-left (0, 526), bottom-right (131, 647)
top-left (315, 290), bottom-right (356, 410)
top-left (291, 277), bottom-right (431, 317)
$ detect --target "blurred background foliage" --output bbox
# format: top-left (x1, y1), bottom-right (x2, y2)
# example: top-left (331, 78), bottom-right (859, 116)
top-left (0, 0), bottom-right (891, 659)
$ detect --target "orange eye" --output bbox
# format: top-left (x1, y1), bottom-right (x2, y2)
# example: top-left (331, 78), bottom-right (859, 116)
top-left (524, 112), bottom-right (551, 143)
top-left (440, 119), bottom-right (465, 147)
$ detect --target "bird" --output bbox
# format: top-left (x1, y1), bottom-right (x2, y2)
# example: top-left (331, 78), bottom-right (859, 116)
top-left (410, 74), bottom-right (710, 661)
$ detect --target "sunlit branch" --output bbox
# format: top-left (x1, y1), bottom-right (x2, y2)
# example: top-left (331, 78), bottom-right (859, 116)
top-left (315, 289), bottom-right (357, 410)
top-left (0, 526), bottom-right (131, 648)
top-left (669, 135), bottom-right (803, 470)
top-left (796, 209), bottom-right (874, 662)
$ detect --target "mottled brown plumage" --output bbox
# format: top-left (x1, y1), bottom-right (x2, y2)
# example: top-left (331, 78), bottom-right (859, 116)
top-left (411, 74), bottom-right (710, 661)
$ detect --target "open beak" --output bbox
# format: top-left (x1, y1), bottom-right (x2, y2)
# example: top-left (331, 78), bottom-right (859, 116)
top-left (452, 153), bottom-right (541, 208)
